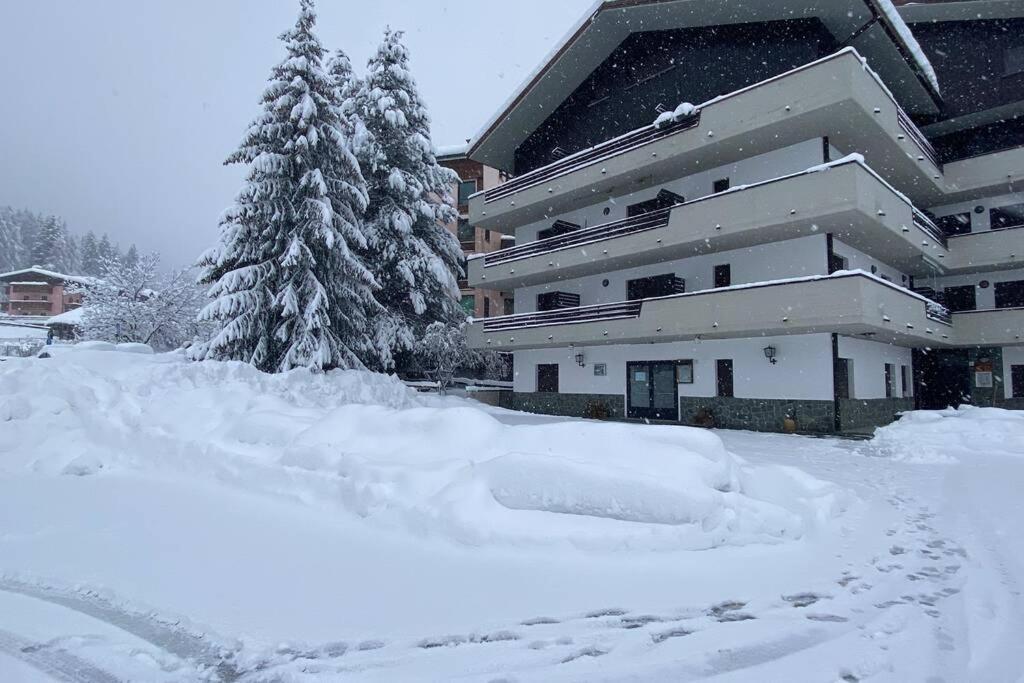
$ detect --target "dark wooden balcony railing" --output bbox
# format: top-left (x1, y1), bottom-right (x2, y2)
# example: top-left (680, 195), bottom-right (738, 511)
top-left (481, 300), bottom-right (643, 332)
top-left (483, 206), bottom-right (675, 266)
top-left (482, 113), bottom-right (701, 204)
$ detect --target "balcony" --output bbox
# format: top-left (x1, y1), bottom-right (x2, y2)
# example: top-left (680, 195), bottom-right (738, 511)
top-left (945, 225), bottom-right (1024, 274)
top-left (469, 48), bottom-right (947, 231)
top-left (468, 159), bottom-right (949, 290)
top-left (952, 308), bottom-right (1024, 346)
top-left (467, 271), bottom-right (954, 351)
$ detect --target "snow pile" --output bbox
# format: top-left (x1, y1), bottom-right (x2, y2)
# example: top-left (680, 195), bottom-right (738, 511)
top-left (0, 351), bottom-right (850, 551)
top-left (653, 101), bottom-right (696, 128)
top-left (871, 406), bottom-right (1024, 463)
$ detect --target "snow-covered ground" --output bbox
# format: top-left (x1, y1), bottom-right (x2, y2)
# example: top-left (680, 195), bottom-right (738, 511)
top-left (1, 349), bottom-right (1022, 682)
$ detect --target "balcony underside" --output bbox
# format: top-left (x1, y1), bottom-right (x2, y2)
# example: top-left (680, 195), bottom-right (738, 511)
top-left (944, 226), bottom-right (1024, 274)
top-left (469, 160), bottom-right (949, 290)
top-left (468, 273), bottom-right (954, 351)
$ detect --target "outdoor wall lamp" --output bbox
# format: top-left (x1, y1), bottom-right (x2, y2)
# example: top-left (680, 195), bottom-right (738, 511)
top-left (763, 345), bottom-right (778, 365)
top-left (575, 351), bottom-right (586, 367)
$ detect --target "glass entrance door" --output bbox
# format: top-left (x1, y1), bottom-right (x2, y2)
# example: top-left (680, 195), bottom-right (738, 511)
top-left (627, 361), bottom-right (679, 420)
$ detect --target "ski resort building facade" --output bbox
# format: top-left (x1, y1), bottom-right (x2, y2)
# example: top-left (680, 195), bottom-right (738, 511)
top-left (463, 0), bottom-right (1024, 433)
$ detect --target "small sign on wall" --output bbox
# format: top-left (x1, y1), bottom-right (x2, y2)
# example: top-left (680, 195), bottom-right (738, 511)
top-left (975, 358), bottom-right (994, 388)
top-left (593, 363), bottom-right (607, 376)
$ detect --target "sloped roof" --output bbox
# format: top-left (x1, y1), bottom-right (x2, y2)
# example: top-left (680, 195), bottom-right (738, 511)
top-left (470, 0), bottom-right (944, 171)
top-left (0, 266), bottom-right (94, 286)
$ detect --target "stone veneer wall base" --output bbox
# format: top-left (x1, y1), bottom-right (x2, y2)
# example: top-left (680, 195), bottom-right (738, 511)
top-left (678, 396), bottom-right (835, 433)
top-left (838, 397), bottom-right (914, 433)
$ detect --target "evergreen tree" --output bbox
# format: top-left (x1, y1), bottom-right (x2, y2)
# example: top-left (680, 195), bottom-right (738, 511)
top-left (193, 0), bottom-right (376, 372)
top-left (353, 28), bottom-right (463, 371)
top-left (0, 214), bottom-right (23, 272)
top-left (123, 244), bottom-right (140, 268)
top-left (98, 234), bottom-right (117, 264)
top-left (31, 215), bottom-right (69, 270)
top-left (80, 232), bottom-right (102, 275)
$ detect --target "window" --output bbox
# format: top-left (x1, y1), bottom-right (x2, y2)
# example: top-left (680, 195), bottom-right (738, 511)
top-left (935, 212), bottom-right (971, 236)
top-left (713, 178), bottom-right (730, 193)
top-left (626, 273), bottom-right (685, 300)
top-left (943, 285), bottom-right (976, 312)
top-left (714, 264), bottom-right (731, 288)
top-left (1004, 46), bottom-right (1024, 77)
top-left (536, 291), bottom-right (580, 311)
top-left (990, 203), bottom-right (1024, 230)
top-left (828, 252), bottom-right (848, 274)
top-left (483, 297), bottom-right (491, 317)
top-left (457, 218), bottom-right (474, 244)
top-left (901, 365), bottom-right (911, 397)
top-left (677, 359), bottom-right (694, 384)
top-left (457, 179), bottom-right (477, 205)
top-left (1012, 365), bottom-right (1024, 398)
top-left (716, 359), bottom-right (734, 397)
top-left (484, 229), bottom-right (491, 241)
top-left (537, 220), bottom-right (580, 241)
top-left (885, 363), bottom-right (895, 399)
top-left (459, 295), bottom-right (475, 314)
top-left (835, 358), bottom-right (853, 399)
top-left (626, 189), bottom-right (684, 217)
top-left (503, 297), bottom-right (515, 316)
top-left (995, 280), bottom-right (1024, 308)
top-left (537, 364), bottom-right (559, 393)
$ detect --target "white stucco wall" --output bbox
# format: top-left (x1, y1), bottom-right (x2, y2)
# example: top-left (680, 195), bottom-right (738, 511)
top-left (927, 266), bottom-right (1024, 310)
top-left (514, 234), bottom-right (828, 313)
top-left (832, 239), bottom-right (910, 286)
top-left (515, 139), bottom-right (827, 243)
top-left (1004, 346), bottom-right (1024, 399)
top-left (837, 335), bottom-right (914, 399)
top-left (513, 333), bottom-right (834, 401)
top-left (926, 191), bottom-right (1024, 233)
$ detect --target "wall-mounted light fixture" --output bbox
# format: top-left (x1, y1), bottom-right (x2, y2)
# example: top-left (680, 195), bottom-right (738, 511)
top-left (763, 345), bottom-right (778, 365)
top-left (575, 351), bottom-right (586, 367)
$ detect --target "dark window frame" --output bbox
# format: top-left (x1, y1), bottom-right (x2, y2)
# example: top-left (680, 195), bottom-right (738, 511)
top-left (1012, 365), bottom-right (1024, 399)
top-left (626, 273), bottom-right (685, 301)
top-left (714, 264), bottom-right (732, 289)
top-left (712, 177), bottom-right (730, 193)
top-left (935, 212), bottom-right (972, 236)
top-left (990, 203), bottom-right (1024, 231)
top-left (537, 363), bottom-right (559, 393)
top-left (1004, 45), bottom-right (1024, 77)
top-left (716, 359), bottom-right (734, 398)
top-left (994, 280), bottom-right (1024, 309)
top-left (943, 285), bottom-right (977, 312)
top-left (457, 178), bottom-right (478, 205)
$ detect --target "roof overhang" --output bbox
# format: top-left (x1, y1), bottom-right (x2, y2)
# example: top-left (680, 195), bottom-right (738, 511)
top-left (470, 0), bottom-right (943, 171)
top-left (898, 0), bottom-right (1024, 23)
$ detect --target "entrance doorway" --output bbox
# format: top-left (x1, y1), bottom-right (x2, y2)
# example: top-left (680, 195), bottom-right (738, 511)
top-left (914, 348), bottom-right (970, 409)
top-left (627, 361), bottom-right (679, 420)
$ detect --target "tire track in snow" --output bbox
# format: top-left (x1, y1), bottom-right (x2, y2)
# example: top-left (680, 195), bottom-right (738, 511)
top-left (0, 579), bottom-right (240, 681)
top-left (0, 628), bottom-right (120, 683)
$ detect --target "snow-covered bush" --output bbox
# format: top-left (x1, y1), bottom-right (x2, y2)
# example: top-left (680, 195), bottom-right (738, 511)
top-left (77, 253), bottom-right (209, 351)
top-left (413, 321), bottom-right (508, 392)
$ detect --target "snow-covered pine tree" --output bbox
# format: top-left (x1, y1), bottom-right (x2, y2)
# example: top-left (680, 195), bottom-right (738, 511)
top-left (31, 215), bottom-right (69, 271)
top-left (123, 244), bottom-right (139, 268)
top-left (193, 0), bottom-right (376, 372)
top-left (97, 234), bottom-right (118, 264)
top-left (0, 213), bottom-right (23, 271)
top-left (353, 28), bottom-right (464, 371)
top-left (80, 232), bottom-right (102, 275)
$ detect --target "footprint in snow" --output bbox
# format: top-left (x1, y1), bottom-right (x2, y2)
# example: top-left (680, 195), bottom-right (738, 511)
top-left (560, 646), bottom-right (608, 663)
top-left (782, 592), bottom-right (825, 608)
top-left (806, 613), bottom-right (849, 622)
top-left (707, 600), bottom-right (746, 617)
top-left (651, 627), bottom-right (691, 644)
top-left (619, 615), bottom-right (665, 629)
top-left (521, 616), bottom-right (559, 626)
top-left (584, 607), bottom-right (628, 619)
top-left (356, 640), bottom-right (384, 651)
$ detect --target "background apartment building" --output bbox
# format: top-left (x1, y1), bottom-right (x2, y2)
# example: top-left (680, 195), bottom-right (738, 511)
top-left (462, 0), bottom-right (1024, 433)
top-left (437, 145), bottom-right (512, 319)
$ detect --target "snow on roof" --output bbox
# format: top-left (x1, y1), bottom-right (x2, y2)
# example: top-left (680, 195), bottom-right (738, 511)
top-left (875, 0), bottom-right (940, 93)
top-left (0, 266), bottom-right (94, 286)
top-left (435, 143), bottom-right (471, 158)
top-left (46, 307), bottom-right (85, 326)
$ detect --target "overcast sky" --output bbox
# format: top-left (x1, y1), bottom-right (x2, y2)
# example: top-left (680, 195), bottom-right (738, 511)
top-left (0, 0), bottom-right (593, 267)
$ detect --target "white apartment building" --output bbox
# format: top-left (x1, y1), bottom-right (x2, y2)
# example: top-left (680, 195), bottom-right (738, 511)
top-left (463, 0), bottom-right (1024, 433)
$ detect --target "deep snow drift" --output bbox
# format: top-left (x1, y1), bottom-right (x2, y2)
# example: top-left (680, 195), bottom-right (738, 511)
top-left (4, 349), bottom-right (1024, 681)
top-left (0, 348), bottom-right (847, 551)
